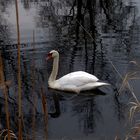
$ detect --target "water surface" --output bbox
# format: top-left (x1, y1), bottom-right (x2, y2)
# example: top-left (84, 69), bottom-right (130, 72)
top-left (0, 0), bottom-right (140, 139)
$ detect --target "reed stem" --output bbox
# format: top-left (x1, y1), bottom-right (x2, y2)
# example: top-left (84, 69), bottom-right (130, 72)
top-left (0, 52), bottom-right (10, 140)
top-left (31, 30), bottom-right (37, 140)
top-left (15, 0), bottom-right (22, 139)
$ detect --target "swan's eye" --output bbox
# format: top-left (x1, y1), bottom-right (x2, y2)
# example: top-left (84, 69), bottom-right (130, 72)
top-left (46, 53), bottom-right (53, 60)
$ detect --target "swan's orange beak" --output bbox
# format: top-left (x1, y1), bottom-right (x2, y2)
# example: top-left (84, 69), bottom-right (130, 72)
top-left (46, 53), bottom-right (52, 60)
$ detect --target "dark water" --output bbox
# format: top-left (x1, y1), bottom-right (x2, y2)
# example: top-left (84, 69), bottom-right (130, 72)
top-left (0, 0), bottom-right (140, 139)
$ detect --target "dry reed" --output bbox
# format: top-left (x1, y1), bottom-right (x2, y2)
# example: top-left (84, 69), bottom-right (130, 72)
top-left (118, 61), bottom-right (140, 139)
top-left (0, 129), bottom-right (17, 139)
top-left (0, 52), bottom-right (11, 140)
top-left (109, 60), bottom-right (140, 124)
top-left (125, 121), bottom-right (140, 140)
top-left (15, 0), bottom-right (22, 139)
top-left (114, 135), bottom-right (121, 140)
top-left (118, 61), bottom-right (140, 121)
top-left (31, 30), bottom-right (37, 140)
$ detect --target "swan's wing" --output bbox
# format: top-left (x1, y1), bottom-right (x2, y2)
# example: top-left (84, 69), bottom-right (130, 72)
top-left (57, 71), bottom-right (99, 87)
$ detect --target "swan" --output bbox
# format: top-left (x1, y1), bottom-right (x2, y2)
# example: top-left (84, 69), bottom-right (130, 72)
top-left (46, 50), bottom-right (110, 93)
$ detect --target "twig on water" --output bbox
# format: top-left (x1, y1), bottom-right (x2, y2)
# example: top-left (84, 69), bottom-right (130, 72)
top-left (76, 19), bottom-right (95, 43)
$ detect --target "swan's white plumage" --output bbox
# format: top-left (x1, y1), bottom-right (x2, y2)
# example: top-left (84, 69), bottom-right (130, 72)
top-left (56, 71), bottom-right (99, 87)
top-left (47, 50), bottom-right (110, 93)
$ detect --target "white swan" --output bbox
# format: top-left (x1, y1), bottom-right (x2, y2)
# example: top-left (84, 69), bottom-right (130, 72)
top-left (47, 50), bottom-right (110, 93)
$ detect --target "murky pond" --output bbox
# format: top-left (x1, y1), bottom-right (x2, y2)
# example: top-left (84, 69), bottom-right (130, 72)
top-left (0, 0), bottom-right (140, 139)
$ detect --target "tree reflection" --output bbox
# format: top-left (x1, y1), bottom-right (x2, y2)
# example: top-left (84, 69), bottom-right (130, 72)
top-left (71, 94), bottom-right (102, 134)
top-left (20, 0), bottom-right (138, 49)
top-left (0, 0), bottom-right (12, 13)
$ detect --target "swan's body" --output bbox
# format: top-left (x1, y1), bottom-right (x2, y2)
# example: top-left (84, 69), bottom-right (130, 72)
top-left (47, 50), bottom-right (110, 93)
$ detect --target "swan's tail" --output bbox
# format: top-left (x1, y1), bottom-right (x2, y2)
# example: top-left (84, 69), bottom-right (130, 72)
top-left (90, 82), bottom-right (110, 89)
top-left (96, 82), bottom-right (110, 87)
top-left (80, 82), bottom-right (110, 91)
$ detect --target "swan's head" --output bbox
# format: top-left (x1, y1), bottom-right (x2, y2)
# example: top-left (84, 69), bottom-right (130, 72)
top-left (46, 50), bottom-right (59, 60)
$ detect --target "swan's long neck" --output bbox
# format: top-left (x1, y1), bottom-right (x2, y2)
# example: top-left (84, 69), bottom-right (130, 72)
top-left (49, 54), bottom-right (59, 83)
